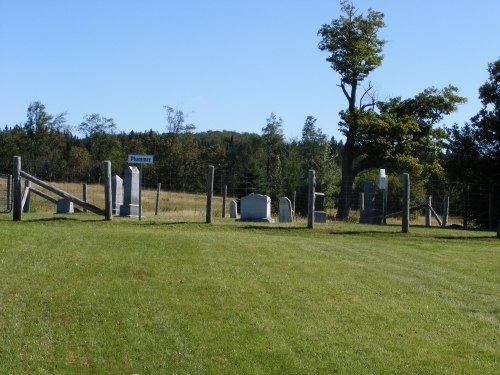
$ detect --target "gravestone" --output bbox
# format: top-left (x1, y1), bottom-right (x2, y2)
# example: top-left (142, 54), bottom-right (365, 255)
top-left (56, 199), bottom-right (74, 213)
top-left (239, 194), bottom-right (274, 223)
top-left (278, 197), bottom-right (293, 223)
top-left (359, 180), bottom-right (381, 224)
top-left (120, 166), bottom-right (140, 217)
top-left (314, 192), bottom-right (327, 223)
top-left (229, 200), bottom-right (238, 219)
top-left (111, 175), bottom-right (123, 215)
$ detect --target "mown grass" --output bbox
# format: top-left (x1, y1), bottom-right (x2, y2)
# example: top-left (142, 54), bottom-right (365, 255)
top-left (0, 213), bottom-right (499, 374)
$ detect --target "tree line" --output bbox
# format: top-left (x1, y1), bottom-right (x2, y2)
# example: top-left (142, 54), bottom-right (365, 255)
top-left (0, 104), bottom-right (343, 214)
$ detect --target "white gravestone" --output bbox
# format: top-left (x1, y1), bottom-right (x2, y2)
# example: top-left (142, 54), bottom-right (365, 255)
top-left (239, 194), bottom-right (275, 223)
top-left (111, 175), bottom-right (123, 215)
top-left (120, 166), bottom-right (140, 217)
top-left (229, 200), bottom-right (238, 219)
top-left (278, 197), bottom-right (293, 223)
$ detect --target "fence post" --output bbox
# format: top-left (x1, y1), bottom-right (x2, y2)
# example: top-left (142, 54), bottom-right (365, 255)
top-left (402, 173), bottom-right (410, 233)
top-left (489, 192), bottom-right (493, 229)
top-left (425, 195), bottom-right (432, 227)
top-left (23, 180), bottom-right (31, 213)
top-left (155, 183), bottom-right (161, 215)
top-left (206, 165), bottom-right (214, 223)
top-left (308, 170), bottom-right (315, 229)
top-left (382, 177), bottom-right (388, 225)
top-left (442, 196), bottom-right (449, 228)
top-left (7, 175), bottom-right (12, 211)
top-left (13, 156), bottom-right (22, 221)
top-left (463, 188), bottom-right (468, 229)
top-left (222, 184), bottom-right (227, 218)
top-left (104, 160), bottom-right (112, 221)
top-left (82, 184), bottom-right (88, 213)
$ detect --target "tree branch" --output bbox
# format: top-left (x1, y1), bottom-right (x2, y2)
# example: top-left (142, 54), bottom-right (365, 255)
top-left (338, 80), bottom-right (351, 102)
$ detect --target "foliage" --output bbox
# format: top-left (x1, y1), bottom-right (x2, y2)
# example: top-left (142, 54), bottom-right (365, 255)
top-left (318, 1), bottom-right (465, 220)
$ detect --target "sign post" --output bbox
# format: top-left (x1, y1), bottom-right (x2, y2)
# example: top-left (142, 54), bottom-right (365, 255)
top-left (128, 155), bottom-right (154, 221)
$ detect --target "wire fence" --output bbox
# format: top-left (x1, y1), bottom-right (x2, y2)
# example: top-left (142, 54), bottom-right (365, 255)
top-left (2, 164), bottom-right (499, 229)
top-left (0, 174), bottom-right (12, 212)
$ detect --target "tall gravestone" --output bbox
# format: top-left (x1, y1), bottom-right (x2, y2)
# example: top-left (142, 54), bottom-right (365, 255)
top-left (111, 175), bottom-right (123, 215)
top-left (278, 197), bottom-right (293, 223)
top-left (229, 200), bottom-right (238, 219)
top-left (239, 194), bottom-right (274, 223)
top-left (359, 180), bottom-right (381, 224)
top-left (120, 166), bottom-right (140, 217)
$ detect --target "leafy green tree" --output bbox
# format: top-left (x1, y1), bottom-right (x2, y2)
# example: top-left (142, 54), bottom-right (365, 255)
top-left (318, 1), bottom-right (466, 219)
top-left (78, 114), bottom-right (121, 179)
top-left (23, 101), bottom-right (69, 177)
top-left (261, 113), bottom-right (284, 197)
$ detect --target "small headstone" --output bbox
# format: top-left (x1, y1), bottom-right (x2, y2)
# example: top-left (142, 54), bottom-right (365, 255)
top-left (56, 199), bottom-right (74, 214)
top-left (314, 192), bottom-right (327, 223)
top-left (278, 197), bottom-right (293, 223)
top-left (120, 166), bottom-right (140, 217)
top-left (359, 180), bottom-right (381, 224)
top-left (111, 175), bottom-right (123, 215)
top-left (239, 194), bottom-right (275, 223)
top-left (229, 200), bottom-right (238, 219)
top-left (314, 211), bottom-right (327, 223)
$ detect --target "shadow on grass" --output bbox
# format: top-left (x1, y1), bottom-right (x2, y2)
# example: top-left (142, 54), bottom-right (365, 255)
top-left (240, 225), bottom-right (310, 231)
top-left (328, 230), bottom-right (496, 240)
top-left (23, 217), bottom-right (104, 223)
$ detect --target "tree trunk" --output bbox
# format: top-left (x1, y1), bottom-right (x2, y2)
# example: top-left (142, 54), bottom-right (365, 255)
top-left (336, 140), bottom-right (355, 220)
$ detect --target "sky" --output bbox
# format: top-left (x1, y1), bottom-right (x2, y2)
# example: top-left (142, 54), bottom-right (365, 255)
top-left (1, 0), bottom-right (499, 142)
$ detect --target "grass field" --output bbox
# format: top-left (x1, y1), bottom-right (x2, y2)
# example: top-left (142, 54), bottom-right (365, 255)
top-left (0, 213), bottom-right (499, 374)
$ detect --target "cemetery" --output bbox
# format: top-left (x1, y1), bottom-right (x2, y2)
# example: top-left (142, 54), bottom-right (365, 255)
top-left (1, 158), bottom-right (500, 374)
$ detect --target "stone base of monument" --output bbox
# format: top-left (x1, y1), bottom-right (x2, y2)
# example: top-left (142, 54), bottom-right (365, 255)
top-left (56, 199), bottom-right (74, 214)
top-left (359, 209), bottom-right (382, 224)
top-left (237, 217), bottom-right (275, 223)
top-left (314, 211), bottom-right (327, 223)
top-left (119, 204), bottom-right (145, 218)
top-left (112, 204), bottom-right (122, 216)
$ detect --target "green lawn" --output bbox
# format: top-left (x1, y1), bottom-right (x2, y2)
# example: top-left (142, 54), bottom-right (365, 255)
top-left (0, 214), bottom-right (499, 374)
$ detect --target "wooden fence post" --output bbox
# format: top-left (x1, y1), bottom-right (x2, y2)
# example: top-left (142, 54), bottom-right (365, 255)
top-left (82, 184), bottom-right (88, 213)
top-left (7, 175), bottom-right (12, 211)
top-left (425, 195), bottom-right (432, 227)
top-left (308, 170), bottom-right (315, 229)
top-left (489, 192), bottom-right (493, 229)
top-left (222, 184), bottom-right (227, 218)
top-left (206, 165), bottom-right (214, 223)
top-left (402, 173), bottom-right (410, 233)
top-left (155, 183), bottom-right (161, 215)
top-left (13, 156), bottom-right (22, 221)
top-left (23, 180), bottom-right (31, 213)
top-left (442, 196), bottom-right (449, 227)
top-left (104, 160), bottom-right (112, 221)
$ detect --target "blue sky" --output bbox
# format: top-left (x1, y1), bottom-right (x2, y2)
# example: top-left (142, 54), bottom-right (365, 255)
top-left (1, 0), bottom-right (499, 141)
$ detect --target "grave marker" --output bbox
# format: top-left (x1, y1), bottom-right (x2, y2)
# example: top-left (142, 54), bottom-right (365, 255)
top-left (278, 197), bottom-right (293, 223)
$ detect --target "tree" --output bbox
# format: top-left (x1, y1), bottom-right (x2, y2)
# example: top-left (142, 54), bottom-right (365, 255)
top-left (78, 114), bottom-right (121, 179)
top-left (318, 1), bottom-right (466, 219)
top-left (261, 113), bottom-right (285, 199)
top-left (23, 101), bottom-right (69, 175)
top-left (445, 58), bottom-right (500, 187)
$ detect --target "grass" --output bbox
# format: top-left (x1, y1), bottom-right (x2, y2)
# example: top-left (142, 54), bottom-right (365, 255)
top-left (0, 213), bottom-right (499, 374)
top-left (21, 182), bottom-right (235, 217)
